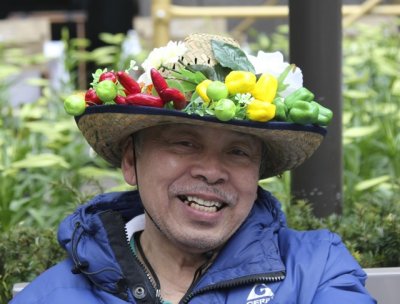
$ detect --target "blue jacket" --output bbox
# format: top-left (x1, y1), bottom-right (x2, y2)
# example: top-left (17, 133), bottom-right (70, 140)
top-left (11, 188), bottom-right (376, 303)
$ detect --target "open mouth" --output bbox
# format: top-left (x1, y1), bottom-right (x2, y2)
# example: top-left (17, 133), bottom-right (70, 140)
top-left (178, 195), bottom-right (226, 213)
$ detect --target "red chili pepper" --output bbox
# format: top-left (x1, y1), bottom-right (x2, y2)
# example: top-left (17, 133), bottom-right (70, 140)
top-left (114, 95), bottom-right (127, 105)
top-left (99, 71), bottom-right (117, 83)
top-left (125, 93), bottom-right (164, 108)
top-left (150, 68), bottom-right (168, 95)
top-left (161, 87), bottom-right (188, 110)
top-left (85, 88), bottom-right (102, 105)
top-left (116, 71), bottom-right (141, 95)
top-left (150, 68), bottom-right (187, 109)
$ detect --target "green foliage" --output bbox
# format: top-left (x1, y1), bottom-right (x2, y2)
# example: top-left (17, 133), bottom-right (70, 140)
top-left (0, 226), bottom-right (65, 303)
top-left (342, 22), bottom-right (400, 208)
top-left (283, 198), bottom-right (400, 268)
top-left (257, 20), bottom-right (400, 268)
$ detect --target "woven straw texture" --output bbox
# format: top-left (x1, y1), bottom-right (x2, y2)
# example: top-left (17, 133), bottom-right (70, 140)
top-left (162, 33), bottom-right (239, 75)
top-left (77, 109), bottom-right (324, 178)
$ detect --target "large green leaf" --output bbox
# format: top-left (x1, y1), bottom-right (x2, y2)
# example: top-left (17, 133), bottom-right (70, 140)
top-left (211, 40), bottom-right (255, 73)
top-left (355, 175), bottom-right (390, 191)
top-left (344, 125), bottom-right (379, 138)
top-left (9, 154), bottom-right (70, 169)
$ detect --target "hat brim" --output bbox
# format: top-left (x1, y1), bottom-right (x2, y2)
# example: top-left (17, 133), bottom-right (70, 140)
top-left (76, 105), bottom-right (326, 178)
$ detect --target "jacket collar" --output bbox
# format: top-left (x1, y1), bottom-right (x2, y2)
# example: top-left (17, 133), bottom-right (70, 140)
top-left (58, 187), bottom-right (286, 292)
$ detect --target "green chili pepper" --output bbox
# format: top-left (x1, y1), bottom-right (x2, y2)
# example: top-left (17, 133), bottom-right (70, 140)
top-left (285, 87), bottom-right (315, 109)
top-left (311, 101), bottom-right (333, 126)
top-left (272, 97), bottom-right (287, 121)
top-left (288, 100), bottom-right (319, 124)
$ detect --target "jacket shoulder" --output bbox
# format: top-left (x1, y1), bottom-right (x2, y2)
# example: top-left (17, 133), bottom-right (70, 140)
top-left (277, 228), bottom-right (375, 303)
top-left (10, 259), bottom-right (97, 304)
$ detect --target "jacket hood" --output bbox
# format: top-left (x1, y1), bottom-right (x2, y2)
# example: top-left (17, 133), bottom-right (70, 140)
top-left (57, 187), bottom-right (286, 294)
top-left (57, 191), bottom-right (143, 294)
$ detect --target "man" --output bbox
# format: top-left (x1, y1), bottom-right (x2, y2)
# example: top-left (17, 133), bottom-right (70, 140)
top-left (11, 33), bottom-right (375, 303)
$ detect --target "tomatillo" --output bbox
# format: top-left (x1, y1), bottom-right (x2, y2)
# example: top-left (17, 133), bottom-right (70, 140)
top-left (64, 95), bottom-right (86, 116)
top-left (214, 98), bottom-right (236, 121)
top-left (206, 81), bottom-right (229, 101)
top-left (96, 80), bottom-right (118, 102)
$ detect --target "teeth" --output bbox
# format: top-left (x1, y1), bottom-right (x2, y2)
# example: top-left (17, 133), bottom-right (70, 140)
top-left (182, 195), bottom-right (223, 213)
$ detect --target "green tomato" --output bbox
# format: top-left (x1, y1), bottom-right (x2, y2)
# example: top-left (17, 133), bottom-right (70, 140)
top-left (64, 95), bottom-right (86, 116)
top-left (206, 81), bottom-right (229, 101)
top-left (96, 80), bottom-right (118, 102)
top-left (214, 98), bottom-right (236, 121)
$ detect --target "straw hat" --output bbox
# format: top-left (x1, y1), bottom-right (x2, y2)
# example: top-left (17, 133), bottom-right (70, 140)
top-left (75, 33), bottom-right (327, 178)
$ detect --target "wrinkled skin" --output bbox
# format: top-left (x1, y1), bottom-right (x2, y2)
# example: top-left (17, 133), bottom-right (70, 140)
top-left (122, 123), bottom-right (263, 254)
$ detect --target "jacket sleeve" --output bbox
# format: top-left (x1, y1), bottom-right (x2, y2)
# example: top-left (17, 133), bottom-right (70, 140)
top-left (311, 233), bottom-right (376, 304)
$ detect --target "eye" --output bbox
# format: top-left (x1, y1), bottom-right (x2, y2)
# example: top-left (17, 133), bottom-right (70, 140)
top-left (173, 140), bottom-right (194, 147)
top-left (229, 147), bottom-right (250, 157)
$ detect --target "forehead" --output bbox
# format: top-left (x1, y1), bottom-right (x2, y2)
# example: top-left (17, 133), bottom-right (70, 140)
top-left (138, 123), bottom-right (262, 144)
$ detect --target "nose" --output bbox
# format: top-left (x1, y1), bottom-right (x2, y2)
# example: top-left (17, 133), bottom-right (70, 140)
top-left (190, 152), bottom-right (229, 185)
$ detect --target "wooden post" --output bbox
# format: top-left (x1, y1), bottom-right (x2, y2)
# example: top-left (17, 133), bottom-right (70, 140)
top-left (289, 0), bottom-right (343, 217)
top-left (152, 0), bottom-right (171, 47)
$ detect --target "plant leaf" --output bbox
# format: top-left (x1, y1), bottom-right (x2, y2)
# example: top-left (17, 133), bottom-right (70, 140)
top-left (344, 125), bottom-right (379, 138)
top-left (355, 175), bottom-right (390, 191)
top-left (10, 154), bottom-right (70, 169)
top-left (211, 40), bottom-right (255, 73)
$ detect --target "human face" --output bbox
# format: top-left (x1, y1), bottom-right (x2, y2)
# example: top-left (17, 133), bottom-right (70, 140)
top-left (125, 124), bottom-right (263, 253)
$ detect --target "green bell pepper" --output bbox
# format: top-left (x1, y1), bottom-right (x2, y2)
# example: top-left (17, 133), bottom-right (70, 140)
top-left (272, 97), bottom-right (288, 121)
top-left (285, 87), bottom-right (315, 109)
top-left (288, 100), bottom-right (319, 124)
top-left (311, 101), bottom-right (333, 126)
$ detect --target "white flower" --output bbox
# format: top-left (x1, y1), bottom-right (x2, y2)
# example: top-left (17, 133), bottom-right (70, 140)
top-left (138, 41), bottom-right (187, 85)
top-left (247, 51), bottom-right (303, 97)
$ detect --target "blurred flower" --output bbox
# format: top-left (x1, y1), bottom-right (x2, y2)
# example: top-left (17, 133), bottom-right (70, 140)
top-left (247, 51), bottom-right (303, 97)
top-left (138, 41), bottom-right (187, 85)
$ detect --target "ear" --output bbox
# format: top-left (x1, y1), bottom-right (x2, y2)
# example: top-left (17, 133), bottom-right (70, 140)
top-left (121, 139), bottom-right (137, 186)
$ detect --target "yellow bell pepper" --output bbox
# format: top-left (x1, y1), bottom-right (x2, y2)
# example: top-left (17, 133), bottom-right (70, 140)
top-left (225, 71), bottom-right (256, 95)
top-left (195, 79), bottom-right (212, 104)
top-left (251, 73), bottom-right (278, 103)
top-left (246, 99), bottom-right (276, 122)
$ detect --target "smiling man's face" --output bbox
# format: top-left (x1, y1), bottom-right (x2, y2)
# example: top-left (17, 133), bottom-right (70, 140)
top-left (122, 124), bottom-right (263, 253)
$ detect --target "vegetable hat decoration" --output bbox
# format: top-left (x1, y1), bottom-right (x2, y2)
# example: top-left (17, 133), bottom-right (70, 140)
top-left (70, 33), bottom-right (333, 178)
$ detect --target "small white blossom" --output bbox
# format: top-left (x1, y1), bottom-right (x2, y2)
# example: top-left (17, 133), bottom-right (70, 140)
top-left (234, 93), bottom-right (253, 105)
top-left (138, 41), bottom-right (187, 85)
top-left (247, 51), bottom-right (303, 97)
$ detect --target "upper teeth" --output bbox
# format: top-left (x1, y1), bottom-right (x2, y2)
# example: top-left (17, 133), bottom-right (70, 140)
top-left (186, 196), bottom-right (223, 208)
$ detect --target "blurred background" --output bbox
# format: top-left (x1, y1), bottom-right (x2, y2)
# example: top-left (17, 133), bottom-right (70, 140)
top-left (0, 1), bottom-right (399, 302)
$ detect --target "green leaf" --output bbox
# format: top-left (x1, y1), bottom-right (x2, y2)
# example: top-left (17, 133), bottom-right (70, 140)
top-left (344, 125), bottom-right (379, 138)
top-left (186, 65), bottom-right (216, 81)
top-left (78, 166), bottom-right (121, 179)
top-left (10, 154), bottom-right (70, 169)
top-left (343, 90), bottom-right (371, 100)
top-left (166, 79), bottom-right (185, 92)
top-left (99, 32), bottom-right (126, 45)
top-left (211, 40), bottom-right (255, 73)
top-left (355, 175), bottom-right (390, 191)
top-left (213, 64), bottom-right (232, 82)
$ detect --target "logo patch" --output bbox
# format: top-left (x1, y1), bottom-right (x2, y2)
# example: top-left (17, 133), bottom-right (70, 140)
top-left (246, 283), bottom-right (274, 304)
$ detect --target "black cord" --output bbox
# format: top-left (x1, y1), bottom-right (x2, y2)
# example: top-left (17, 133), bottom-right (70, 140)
top-left (134, 231), bottom-right (161, 290)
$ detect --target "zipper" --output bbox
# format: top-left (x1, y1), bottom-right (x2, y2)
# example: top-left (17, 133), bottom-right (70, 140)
top-left (179, 271), bottom-right (285, 304)
top-left (126, 228), bottom-right (164, 303)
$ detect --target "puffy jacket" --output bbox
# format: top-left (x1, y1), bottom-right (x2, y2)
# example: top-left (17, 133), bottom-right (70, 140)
top-left (11, 188), bottom-right (376, 304)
